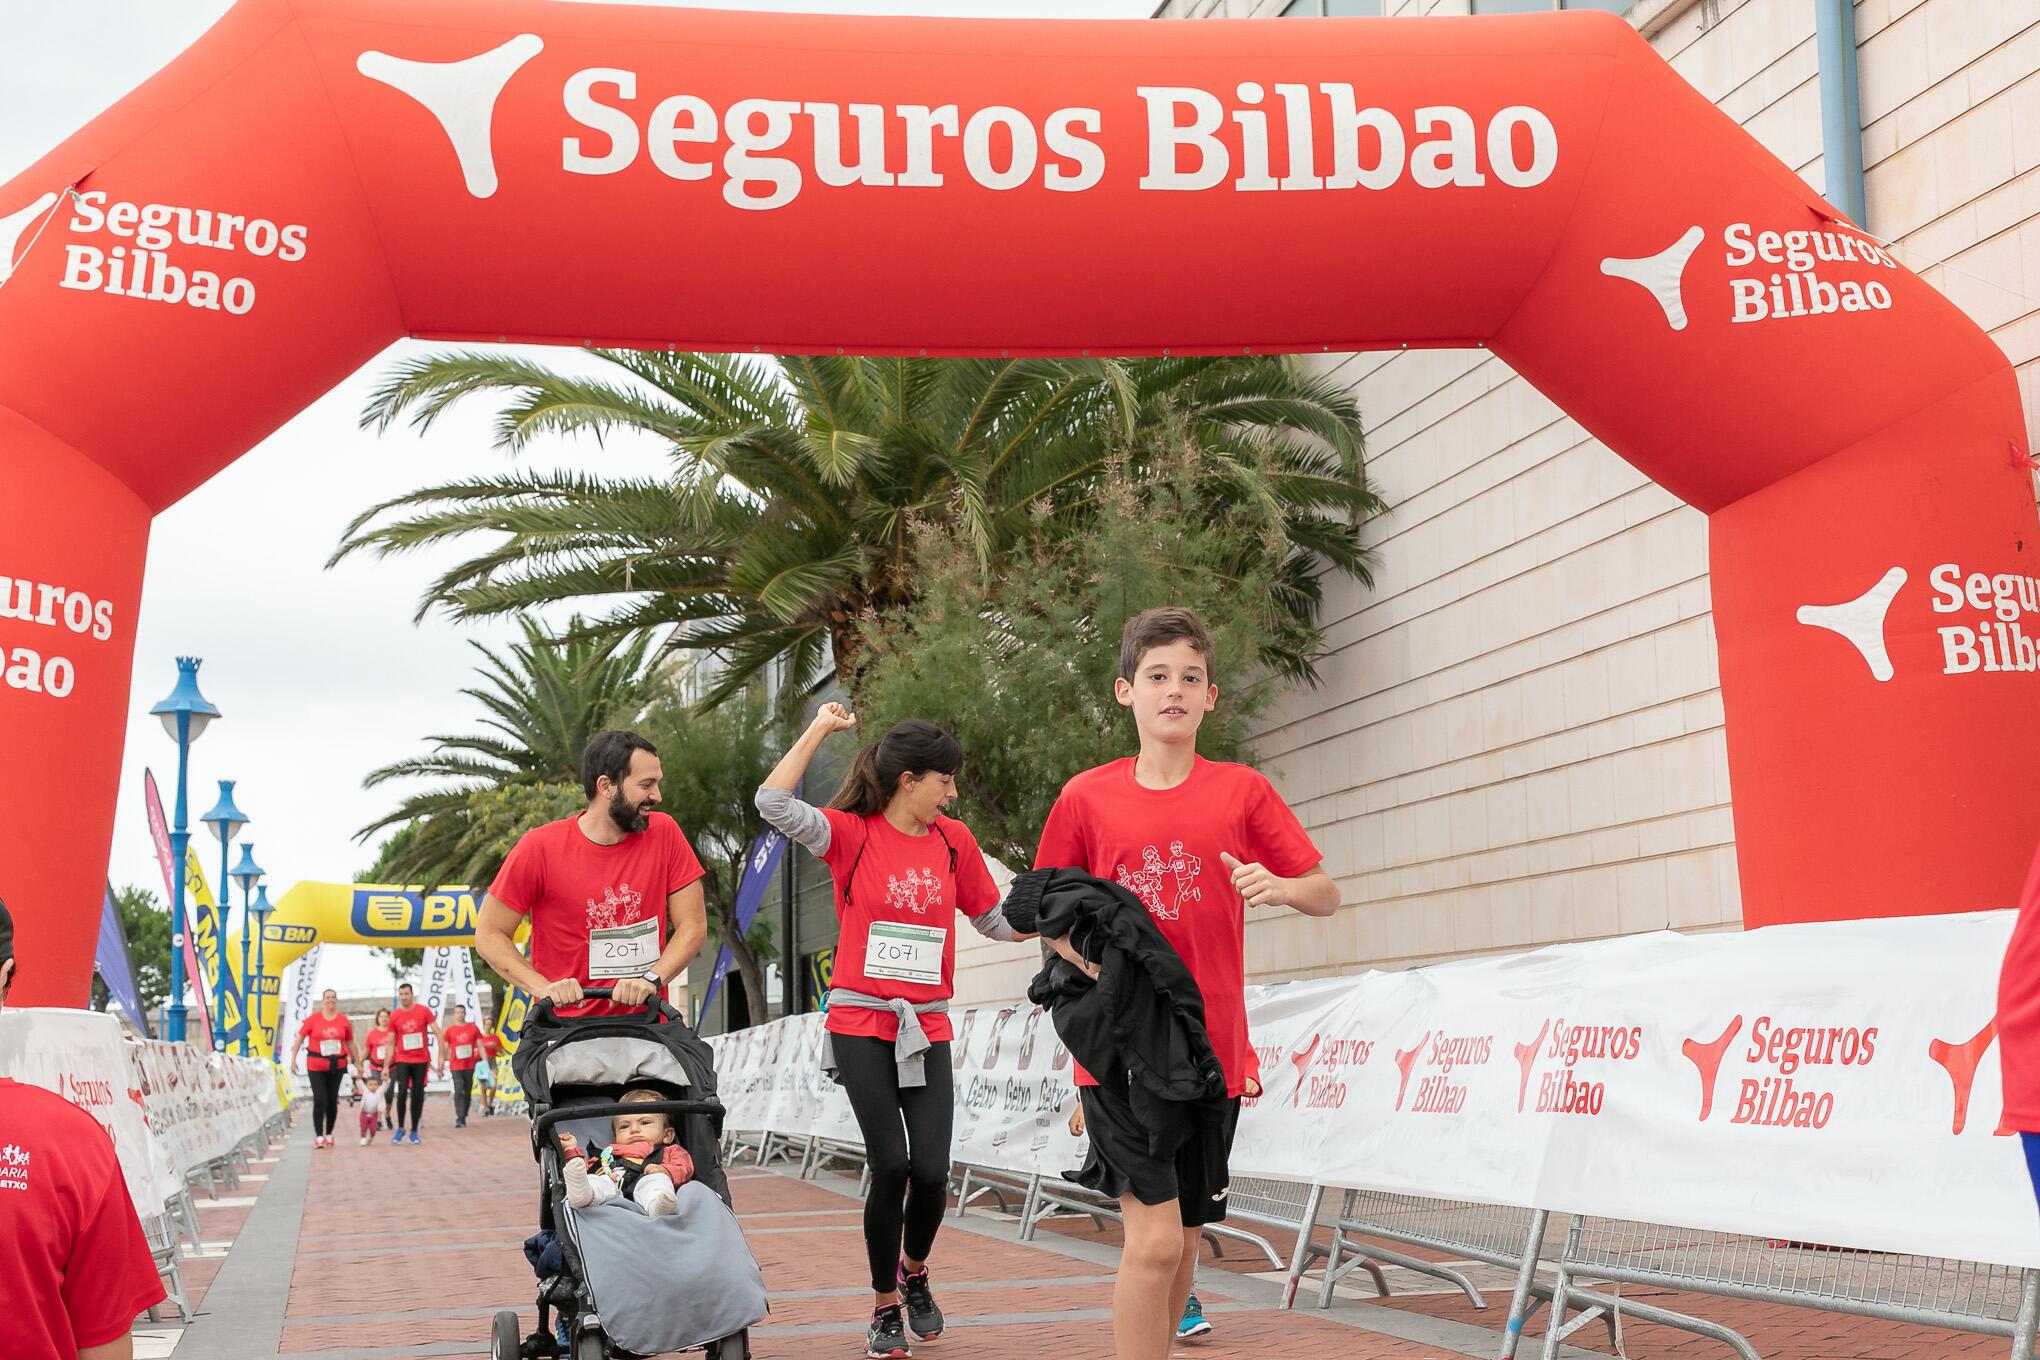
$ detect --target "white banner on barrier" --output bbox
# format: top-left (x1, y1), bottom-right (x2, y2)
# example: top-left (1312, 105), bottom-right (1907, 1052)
top-left (709, 911), bottom-right (2040, 1269)
top-left (275, 945), bottom-right (324, 1069)
top-left (0, 1009), bottom-right (177, 1215)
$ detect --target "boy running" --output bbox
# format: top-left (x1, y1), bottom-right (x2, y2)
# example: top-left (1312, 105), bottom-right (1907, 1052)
top-left (1034, 608), bottom-right (1338, 1360)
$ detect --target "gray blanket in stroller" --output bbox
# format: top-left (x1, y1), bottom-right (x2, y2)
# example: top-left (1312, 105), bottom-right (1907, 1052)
top-left (570, 1180), bottom-right (768, 1354)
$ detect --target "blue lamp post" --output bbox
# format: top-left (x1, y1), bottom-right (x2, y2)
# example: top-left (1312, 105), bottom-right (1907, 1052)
top-left (199, 780), bottom-right (249, 1052)
top-left (250, 883), bottom-right (275, 1057)
top-left (231, 842), bottom-right (264, 1056)
top-left (148, 658), bottom-right (219, 1045)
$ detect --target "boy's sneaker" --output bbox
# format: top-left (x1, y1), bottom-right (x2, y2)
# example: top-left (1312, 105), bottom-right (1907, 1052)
top-left (1177, 1293), bottom-right (1212, 1343)
top-left (866, 1304), bottom-right (911, 1359)
top-left (897, 1263), bottom-right (943, 1340)
top-left (409, 1129), bottom-right (422, 1144)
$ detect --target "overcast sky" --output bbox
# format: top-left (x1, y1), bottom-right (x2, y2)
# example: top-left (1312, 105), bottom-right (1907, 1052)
top-left (3, 0), bottom-right (1153, 995)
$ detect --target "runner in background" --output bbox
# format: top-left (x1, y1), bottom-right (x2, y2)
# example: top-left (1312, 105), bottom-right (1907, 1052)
top-left (386, 983), bottom-right (446, 1145)
top-left (477, 1029), bottom-right (502, 1117)
top-left (288, 989), bottom-right (361, 1149)
top-left (443, 1004), bottom-right (484, 1128)
top-left (363, 1007), bottom-right (395, 1130)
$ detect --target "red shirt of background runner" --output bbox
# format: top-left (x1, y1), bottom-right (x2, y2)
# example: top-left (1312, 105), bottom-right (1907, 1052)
top-left (388, 1003), bottom-right (436, 1064)
top-left (1995, 846), bottom-right (2040, 1130)
top-left (364, 1026), bottom-right (394, 1068)
top-left (818, 810), bottom-right (999, 1044)
top-left (0, 1078), bottom-right (166, 1360)
top-left (297, 1011), bottom-right (354, 1072)
top-left (1034, 756), bottom-right (1321, 1098)
top-left (488, 812), bottom-right (705, 1017)
top-left (444, 1022), bottom-right (484, 1070)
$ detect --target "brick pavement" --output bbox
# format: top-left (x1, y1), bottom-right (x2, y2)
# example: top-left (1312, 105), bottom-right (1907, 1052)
top-left (157, 1101), bottom-right (2014, 1360)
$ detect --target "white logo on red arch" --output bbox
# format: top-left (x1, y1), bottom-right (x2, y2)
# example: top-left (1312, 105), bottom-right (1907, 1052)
top-left (357, 34), bottom-right (545, 200)
top-left (1603, 221), bottom-right (1897, 332)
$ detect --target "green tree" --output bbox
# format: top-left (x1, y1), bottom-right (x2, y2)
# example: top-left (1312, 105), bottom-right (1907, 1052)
top-left (850, 447), bottom-right (1305, 872)
top-left (336, 353), bottom-right (1378, 705)
top-left (92, 885), bottom-right (171, 1025)
top-left (635, 684), bottom-right (783, 1026)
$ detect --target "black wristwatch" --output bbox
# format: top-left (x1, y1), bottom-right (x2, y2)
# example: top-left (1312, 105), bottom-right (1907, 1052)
top-left (638, 968), bottom-right (664, 992)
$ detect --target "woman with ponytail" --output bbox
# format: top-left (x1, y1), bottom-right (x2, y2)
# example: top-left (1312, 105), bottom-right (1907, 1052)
top-left (757, 704), bottom-right (1031, 1360)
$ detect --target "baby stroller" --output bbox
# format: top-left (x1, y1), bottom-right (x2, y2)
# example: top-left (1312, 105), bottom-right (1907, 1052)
top-left (493, 987), bottom-right (766, 1360)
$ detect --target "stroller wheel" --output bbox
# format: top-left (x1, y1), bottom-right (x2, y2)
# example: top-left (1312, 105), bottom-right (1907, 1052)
top-left (574, 1332), bottom-right (608, 1360)
top-left (706, 1330), bottom-right (751, 1360)
top-left (490, 1310), bottom-right (520, 1360)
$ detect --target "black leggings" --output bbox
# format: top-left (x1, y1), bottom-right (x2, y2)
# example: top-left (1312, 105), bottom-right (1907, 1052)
top-left (390, 1064), bottom-right (428, 1129)
top-left (308, 1067), bottom-right (345, 1137)
top-left (452, 1068), bottom-right (474, 1122)
top-left (832, 1034), bottom-right (953, 1294)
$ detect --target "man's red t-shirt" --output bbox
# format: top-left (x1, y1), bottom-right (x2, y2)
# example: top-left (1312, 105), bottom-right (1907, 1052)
top-left (0, 1078), bottom-right (166, 1360)
top-left (364, 1027), bottom-right (394, 1069)
top-left (444, 1023), bottom-right (484, 1071)
top-left (297, 1012), bottom-right (354, 1072)
top-left (489, 812), bottom-right (705, 1017)
top-left (388, 1004), bottom-right (436, 1065)
top-left (480, 1032), bottom-right (503, 1061)
top-left (818, 810), bottom-right (1001, 1044)
top-left (1034, 756), bottom-right (1322, 1098)
top-left (1996, 845), bottom-right (2040, 1130)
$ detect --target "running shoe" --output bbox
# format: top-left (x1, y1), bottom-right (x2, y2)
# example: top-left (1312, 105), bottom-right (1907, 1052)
top-left (1177, 1293), bottom-right (1212, 1343)
top-left (866, 1304), bottom-right (911, 1359)
top-left (898, 1263), bottom-right (944, 1340)
top-left (359, 1135), bottom-right (369, 1146)
top-left (409, 1129), bottom-right (422, 1144)
top-left (455, 1117), bottom-right (466, 1128)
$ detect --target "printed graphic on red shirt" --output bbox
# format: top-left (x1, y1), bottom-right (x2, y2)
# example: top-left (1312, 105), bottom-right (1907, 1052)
top-left (1034, 757), bottom-right (1321, 1098)
top-left (886, 868), bottom-right (942, 916)
top-left (0, 1141), bottom-right (30, 1192)
top-left (445, 1023), bottom-right (484, 1070)
top-left (584, 883), bottom-right (642, 929)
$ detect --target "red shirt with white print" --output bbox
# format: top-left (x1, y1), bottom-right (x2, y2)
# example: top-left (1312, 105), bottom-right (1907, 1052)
top-left (444, 1023), bottom-right (484, 1071)
top-left (819, 810), bottom-right (1002, 1044)
top-left (297, 1012), bottom-right (354, 1072)
top-left (364, 1027), bottom-right (394, 1069)
top-left (489, 812), bottom-right (705, 1017)
top-left (388, 1004), bottom-right (437, 1064)
top-left (0, 1078), bottom-right (166, 1360)
top-left (1033, 756), bottom-right (1322, 1098)
top-left (480, 1032), bottom-right (503, 1061)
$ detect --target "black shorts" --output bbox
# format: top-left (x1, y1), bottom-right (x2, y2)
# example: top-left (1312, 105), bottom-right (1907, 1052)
top-left (1075, 1073), bottom-right (1240, 1228)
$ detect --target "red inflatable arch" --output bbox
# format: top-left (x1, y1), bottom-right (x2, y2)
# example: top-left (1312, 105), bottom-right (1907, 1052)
top-left (2, 1), bottom-right (2034, 1005)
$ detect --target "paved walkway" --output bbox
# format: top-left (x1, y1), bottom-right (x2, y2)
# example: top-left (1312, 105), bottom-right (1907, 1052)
top-left (153, 1101), bottom-right (2009, 1360)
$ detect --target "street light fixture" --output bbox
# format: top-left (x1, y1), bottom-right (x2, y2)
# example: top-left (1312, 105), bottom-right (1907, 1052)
top-left (231, 841), bottom-right (264, 1056)
top-left (250, 883), bottom-right (275, 1058)
top-left (148, 658), bottom-right (219, 1044)
top-left (199, 780), bottom-right (249, 1052)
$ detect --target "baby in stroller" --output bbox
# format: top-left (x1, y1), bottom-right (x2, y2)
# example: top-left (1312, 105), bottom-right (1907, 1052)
top-left (495, 987), bottom-right (766, 1360)
top-left (559, 1089), bottom-right (697, 1216)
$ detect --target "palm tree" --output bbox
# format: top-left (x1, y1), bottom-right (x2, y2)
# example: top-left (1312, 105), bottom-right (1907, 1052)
top-left (359, 615), bottom-right (660, 887)
top-left (336, 352), bottom-right (1381, 704)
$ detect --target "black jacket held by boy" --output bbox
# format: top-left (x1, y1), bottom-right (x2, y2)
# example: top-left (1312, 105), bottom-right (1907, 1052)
top-left (1003, 868), bottom-right (1229, 1160)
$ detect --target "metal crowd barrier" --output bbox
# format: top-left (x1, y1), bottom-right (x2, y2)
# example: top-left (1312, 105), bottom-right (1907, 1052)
top-left (1542, 1215), bottom-right (2040, 1360)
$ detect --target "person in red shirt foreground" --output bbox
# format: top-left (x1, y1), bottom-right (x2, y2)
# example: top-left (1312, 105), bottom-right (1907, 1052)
top-left (362, 1006), bottom-right (395, 1129)
top-left (0, 897), bottom-right (167, 1360)
top-left (757, 705), bottom-right (1037, 1360)
top-left (474, 731), bottom-right (708, 1026)
top-left (288, 988), bottom-right (362, 1148)
top-left (1033, 608), bottom-right (1338, 1360)
top-left (476, 1030), bottom-right (502, 1117)
top-left (385, 983), bottom-right (446, 1145)
top-left (442, 1004), bottom-right (485, 1128)
top-left (1994, 846), bottom-right (2040, 1208)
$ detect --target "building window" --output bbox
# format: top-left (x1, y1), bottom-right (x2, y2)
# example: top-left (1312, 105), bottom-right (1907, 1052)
top-left (1281, 0), bottom-right (1384, 15)
top-left (1471, 0), bottom-right (1635, 11)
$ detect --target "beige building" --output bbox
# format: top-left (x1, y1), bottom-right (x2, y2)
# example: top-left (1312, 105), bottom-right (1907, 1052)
top-left (952, 0), bottom-right (2040, 1007)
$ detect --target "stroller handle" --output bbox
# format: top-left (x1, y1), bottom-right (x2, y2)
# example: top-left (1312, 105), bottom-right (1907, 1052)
top-left (527, 983), bottom-right (684, 1026)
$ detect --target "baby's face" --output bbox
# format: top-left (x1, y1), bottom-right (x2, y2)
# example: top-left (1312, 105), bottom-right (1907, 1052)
top-left (613, 1108), bottom-right (674, 1146)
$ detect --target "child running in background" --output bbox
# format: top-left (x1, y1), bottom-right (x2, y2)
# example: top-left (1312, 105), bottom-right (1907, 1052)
top-left (358, 1073), bottom-right (385, 1146)
top-left (559, 1088), bottom-right (696, 1216)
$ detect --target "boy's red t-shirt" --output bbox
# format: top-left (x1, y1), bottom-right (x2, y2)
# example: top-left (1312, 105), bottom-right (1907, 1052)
top-left (444, 1022), bottom-right (484, 1070)
top-left (1995, 845), bottom-right (2040, 1130)
top-left (364, 1026), bottom-right (394, 1068)
top-left (387, 1004), bottom-right (436, 1064)
top-left (0, 1079), bottom-right (167, 1360)
top-left (480, 1032), bottom-right (503, 1060)
top-left (1034, 756), bottom-right (1322, 1098)
top-left (489, 812), bottom-right (705, 1016)
top-left (297, 1012), bottom-right (354, 1072)
top-left (818, 810), bottom-right (1002, 1044)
